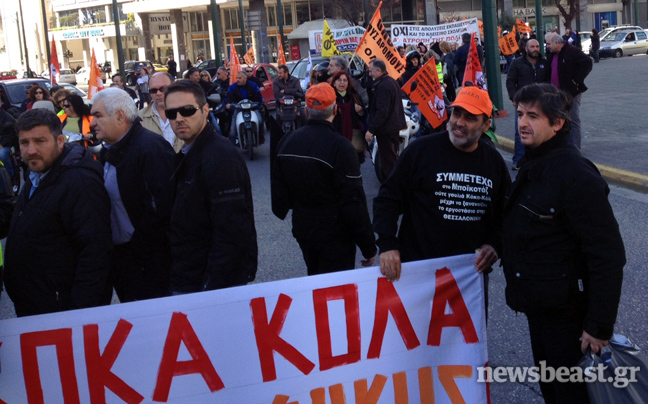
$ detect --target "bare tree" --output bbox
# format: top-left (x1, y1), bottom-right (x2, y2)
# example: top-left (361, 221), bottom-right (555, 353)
top-left (554, 0), bottom-right (579, 29)
top-left (333, 0), bottom-right (400, 26)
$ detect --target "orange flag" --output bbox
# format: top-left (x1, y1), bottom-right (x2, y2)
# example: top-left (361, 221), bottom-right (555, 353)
top-left (243, 46), bottom-right (255, 64)
top-left (401, 58), bottom-right (447, 129)
top-left (355, 1), bottom-right (405, 79)
top-left (50, 38), bottom-right (60, 85)
top-left (462, 33), bottom-right (486, 90)
top-left (478, 20), bottom-right (484, 38)
top-left (277, 34), bottom-right (287, 65)
top-left (498, 26), bottom-right (502, 38)
top-left (498, 30), bottom-right (520, 56)
top-left (87, 48), bottom-right (104, 100)
top-left (516, 19), bottom-right (532, 34)
top-left (229, 35), bottom-right (242, 86)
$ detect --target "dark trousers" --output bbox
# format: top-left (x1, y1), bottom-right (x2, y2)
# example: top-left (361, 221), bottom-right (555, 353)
top-left (112, 242), bottom-right (170, 302)
top-left (526, 312), bottom-right (590, 404)
top-left (297, 238), bottom-right (356, 276)
top-left (377, 131), bottom-right (400, 181)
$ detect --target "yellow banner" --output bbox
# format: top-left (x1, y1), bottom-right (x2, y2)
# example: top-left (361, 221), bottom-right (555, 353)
top-left (354, 2), bottom-right (405, 79)
top-left (321, 20), bottom-right (340, 57)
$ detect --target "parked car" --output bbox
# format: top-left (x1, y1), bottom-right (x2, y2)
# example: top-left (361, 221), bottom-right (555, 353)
top-left (75, 67), bottom-right (91, 85)
top-left (242, 63), bottom-right (279, 107)
top-left (0, 78), bottom-right (51, 108)
top-left (289, 56), bottom-right (327, 91)
top-left (579, 32), bottom-right (592, 54)
top-left (181, 59), bottom-right (218, 79)
top-left (599, 29), bottom-right (648, 58)
top-left (120, 60), bottom-right (155, 86)
top-left (58, 68), bottom-right (77, 85)
top-left (59, 83), bottom-right (89, 104)
top-left (153, 64), bottom-right (168, 73)
top-left (0, 71), bottom-right (18, 81)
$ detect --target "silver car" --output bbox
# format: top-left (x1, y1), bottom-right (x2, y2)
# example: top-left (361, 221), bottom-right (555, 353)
top-left (599, 30), bottom-right (648, 58)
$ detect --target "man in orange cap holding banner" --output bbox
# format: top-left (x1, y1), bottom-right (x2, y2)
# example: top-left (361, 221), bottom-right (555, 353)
top-left (373, 86), bottom-right (510, 313)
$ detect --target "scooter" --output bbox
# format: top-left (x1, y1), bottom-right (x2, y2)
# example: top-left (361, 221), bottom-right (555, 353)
top-left (274, 94), bottom-right (305, 136)
top-left (369, 98), bottom-right (420, 183)
top-left (231, 99), bottom-right (262, 160)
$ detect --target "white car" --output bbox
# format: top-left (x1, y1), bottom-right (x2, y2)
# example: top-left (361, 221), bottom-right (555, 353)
top-left (59, 83), bottom-right (89, 104)
top-left (75, 67), bottom-right (90, 85)
top-left (58, 68), bottom-right (77, 85)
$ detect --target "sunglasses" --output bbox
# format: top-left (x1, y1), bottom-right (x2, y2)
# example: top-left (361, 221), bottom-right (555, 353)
top-left (149, 86), bottom-right (168, 94)
top-left (62, 103), bottom-right (71, 108)
top-left (165, 105), bottom-right (200, 120)
top-left (245, 70), bottom-right (253, 73)
top-left (35, 91), bottom-right (43, 94)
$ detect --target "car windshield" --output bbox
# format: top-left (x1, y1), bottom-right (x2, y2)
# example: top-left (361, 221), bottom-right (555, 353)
top-left (197, 61), bottom-right (209, 69)
top-left (291, 58), bottom-right (326, 80)
top-left (603, 33), bottom-right (629, 42)
top-left (60, 69), bottom-right (74, 75)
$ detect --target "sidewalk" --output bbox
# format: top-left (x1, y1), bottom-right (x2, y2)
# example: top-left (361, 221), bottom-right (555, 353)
top-left (491, 54), bottom-right (648, 191)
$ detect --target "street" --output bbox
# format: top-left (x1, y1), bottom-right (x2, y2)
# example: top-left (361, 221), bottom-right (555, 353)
top-left (2, 54), bottom-right (647, 402)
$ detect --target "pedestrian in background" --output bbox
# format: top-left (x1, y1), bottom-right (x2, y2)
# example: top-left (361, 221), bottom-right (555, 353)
top-left (591, 28), bottom-right (600, 63)
top-left (137, 67), bottom-right (151, 110)
top-left (272, 83), bottom-right (376, 275)
top-left (167, 55), bottom-right (177, 78)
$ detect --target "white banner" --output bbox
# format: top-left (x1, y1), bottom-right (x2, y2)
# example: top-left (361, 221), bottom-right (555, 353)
top-left (0, 254), bottom-right (488, 403)
top-left (309, 26), bottom-right (367, 54)
top-left (392, 18), bottom-right (481, 48)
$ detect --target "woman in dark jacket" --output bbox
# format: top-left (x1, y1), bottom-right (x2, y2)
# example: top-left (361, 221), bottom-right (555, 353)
top-left (399, 50), bottom-right (422, 86)
top-left (591, 28), bottom-right (600, 63)
top-left (331, 70), bottom-right (367, 163)
top-left (26, 85), bottom-right (52, 110)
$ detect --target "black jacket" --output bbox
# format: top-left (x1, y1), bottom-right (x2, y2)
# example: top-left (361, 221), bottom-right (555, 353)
top-left (0, 108), bottom-right (16, 148)
top-left (100, 120), bottom-right (175, 284)
top-left (368, 74), bottom-right (406, 137)
top-left (226, 81), bottom-right (263, 104)
top-left (271, 119), bottom-right (376, 259)
top-left (502, 134), bottom-right (625, 340)
top-left (506, 56), bottom-right (549, 100)
top-left (170, 123), bottom-right (257, 293)
top-left (591, 34), bottom-right (600, 51)
top-left (4, 144), bottom-right (112, 316)
top-left (272, 76), bottom-right (303, 101)
top-left (167, 60), bottom-right (177, 76)
top-left (453, 42), bottom-right (483, 82)
top-left (546, 43), bottom-right (593, 97)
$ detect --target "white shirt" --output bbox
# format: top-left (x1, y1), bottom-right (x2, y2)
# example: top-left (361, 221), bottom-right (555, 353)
top-left (153, 106), bottom-right (176, 147)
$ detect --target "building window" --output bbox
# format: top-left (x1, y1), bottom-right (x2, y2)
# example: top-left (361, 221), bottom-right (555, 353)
top-left (59, 10), bottom-right (79, 27)
top-left (224, 9), bottom-right (239, 30)
top-left (267, 6), bottom-right (276, 27)
top-left (295, 2), bottom-right (310, 25)
top-left (283, 4), bottom-right (292, 26)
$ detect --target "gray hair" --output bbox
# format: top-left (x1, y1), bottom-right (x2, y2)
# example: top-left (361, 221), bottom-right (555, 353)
top-left (545, 32), bottom-right (564, 44)
top-left (92, 88), bottom-right (139, 123)
top-left (306, 103), bottom-right (336, 120)
top-left (369, 58), bottom-right (387, 74)
top-left (330, 56), bottom-right (348, 71)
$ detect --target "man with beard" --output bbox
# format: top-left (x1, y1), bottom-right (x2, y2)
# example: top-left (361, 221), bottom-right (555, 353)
top-left (506, 39), bottom-right (549, 169)
top-left (372, 86), bottom-right (510, 312)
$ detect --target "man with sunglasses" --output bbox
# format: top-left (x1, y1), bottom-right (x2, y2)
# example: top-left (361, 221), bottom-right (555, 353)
top-left (165, 80), bottom-right (257, 294)
top-left (90, 88), bottom-right (176, 302)
top-left (139, 72), bottom-right (182, 152)
top-left (244, 66), bottom-right (265, 91)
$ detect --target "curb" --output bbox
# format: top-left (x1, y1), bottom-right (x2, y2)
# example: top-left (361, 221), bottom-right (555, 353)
top-left (495, 136), bottom-right (648, 192)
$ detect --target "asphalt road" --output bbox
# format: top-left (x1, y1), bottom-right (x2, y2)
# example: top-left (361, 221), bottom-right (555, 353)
top-left (3, 58), bottom-right (647, 401)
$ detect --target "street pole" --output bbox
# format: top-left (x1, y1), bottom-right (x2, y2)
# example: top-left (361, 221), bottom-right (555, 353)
top-left (481, 0), bottom-right (502, 109)
top-left (634, 0), bottom-right (639, 26)
top-left (16, 12), bottom-right (24, 66)
top-left (210, 0), bottom-right (223, 66)
top-left (41, 0), bottom-right (51, 72)
top-left (277, 0), bottom-right (284, 59)
top-left (112, 0), bottom-right (125, 78)
top-left (18, 0), bottom-right (31, 76)
top-left (238, 0), bottom-right (247, 52)
top-left (536, 0), bottom-right (544, 58)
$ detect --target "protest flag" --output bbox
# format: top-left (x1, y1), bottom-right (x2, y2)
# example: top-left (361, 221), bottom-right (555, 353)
top-left (244, 46), bottom-right (256, 64)
top-left (401, 58), bottom-right (447, 129)
top-left (462, 33), bottom-right (486, 90)
top-left (277, 35), bottom-right (287, 65)
top-left (50, 38), bottom-right (60, 85)
top-left (87, 48), bottom-right (104, 100)
top-left (322, 19), bottom-right (340, 57)
top-left (229, 35), bottom-right (242, 85)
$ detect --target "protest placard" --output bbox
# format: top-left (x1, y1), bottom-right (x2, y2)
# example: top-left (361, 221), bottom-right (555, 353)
top-left (0, 254), bottom-right (488, 403)
top-left (309, 26), bottom-right (366, 54)
top-left (401, 58), bottom-right (447, 129)
top-left (391, 18), bottom-right (481, 48)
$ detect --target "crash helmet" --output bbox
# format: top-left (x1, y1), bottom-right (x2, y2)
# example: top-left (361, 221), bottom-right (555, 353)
top-left (314, 61), bottom-right (331, 83)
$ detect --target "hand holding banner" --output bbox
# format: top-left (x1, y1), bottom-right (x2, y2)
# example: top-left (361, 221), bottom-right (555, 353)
top-left (401, 58), bottom-right (447, 129)
top-left (355, 1), bottom-right (405, 80)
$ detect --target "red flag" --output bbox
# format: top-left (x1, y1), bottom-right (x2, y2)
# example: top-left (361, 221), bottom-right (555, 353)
top-left (462, 33), bottom-right (486, 90)
top-left (50, 38), bottom-right (60, 85)
top-left (277, 35), bottom-right (287, 65)
top-left (229, 35), bottom-right (242, 86)
top-left (87, 48), bottom-right (104, 100)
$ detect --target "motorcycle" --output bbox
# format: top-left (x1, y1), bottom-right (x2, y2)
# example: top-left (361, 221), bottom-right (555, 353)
top-left (231, 99), bottom-right (262, 160)
top-left (272, 94), bottom-right (305, 136)
top-left (369, 98), bottom-right (420, 183)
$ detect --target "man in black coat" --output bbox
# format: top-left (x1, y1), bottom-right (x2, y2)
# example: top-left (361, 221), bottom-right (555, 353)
top-left (91, 88), bottom-right (176, 302)
top-left (167, 55), bottom-right (177, 78)
top-left (506, 39), bottom-right (549, 169)
top-left (4, 109), bottom-right (112, 316)
top-left (165, 80), bottom-right (257, 294)
top-left (364, 58), bottom-right (406, 182)
top-left (545, 32), bottom-right (592, 149)
top-left (272, 83), bottom-right (376, 275)
top-left (504, 84), bottom-right (625, 403)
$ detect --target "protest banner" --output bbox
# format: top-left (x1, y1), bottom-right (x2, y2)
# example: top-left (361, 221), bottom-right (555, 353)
top-left (277, 34), bottom-right (287, 65)
top-left (321, 20), bottom-right (340, 57)
top-left (244, 46), bottom-right (256, 65)
top-left (87, 48), bottom-right (104, 100)
top-left (308, 26), bottom-right (366, 54)
top-left (0, 254), bottom-right (488, 403)
top-left (401, 58), bottom-right (447, 129)
top-left (391, 18), bottom-right (481, 48)
top-left (463, 33), bottom-right (487, 90)
top-left (50, 38), bottom-right (60, 85)
top-left (516, 19), bottom-right (533, 34)
top-left (229, 35), bottom-right (241, 85)
top-left (355, 1), bottom-right (405, 79)
top-left (499, 30), bottom-right (520, 56)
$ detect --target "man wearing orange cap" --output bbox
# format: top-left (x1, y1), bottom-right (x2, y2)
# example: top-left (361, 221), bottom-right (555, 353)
top-left (373, 86), bottom-right (510, 292)
top-left (271, 83), bottom-right (377, 275)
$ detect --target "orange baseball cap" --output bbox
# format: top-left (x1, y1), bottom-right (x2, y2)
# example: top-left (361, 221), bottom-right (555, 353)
top-left (450, 86), bottom-right (493, 117)
top-left (306, 83), bottom-right (337, 110)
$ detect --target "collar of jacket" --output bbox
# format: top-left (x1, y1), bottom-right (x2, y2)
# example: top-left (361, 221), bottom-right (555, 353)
top-left (171, 122), bottom-right (219, 180)
top-left (100, 117), bottom-right (143, 166)
top-left (518, 133), bottom-right (577, 180)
